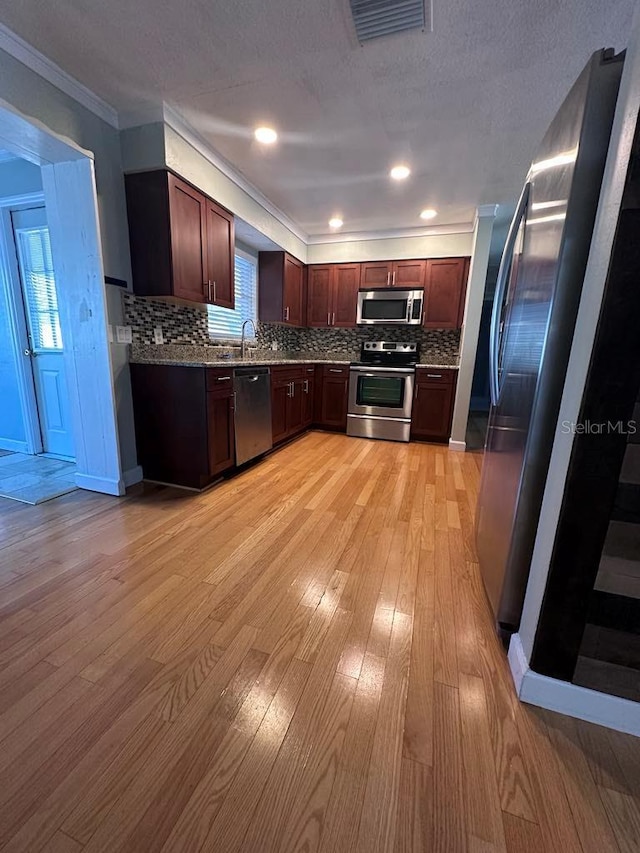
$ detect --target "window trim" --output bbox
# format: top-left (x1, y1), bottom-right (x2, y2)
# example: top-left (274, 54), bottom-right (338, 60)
top-left (206, 247), bottom-right (258, 341)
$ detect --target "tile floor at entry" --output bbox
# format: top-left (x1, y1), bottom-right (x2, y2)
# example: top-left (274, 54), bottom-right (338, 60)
top-left (0, 431), bottom-right (638, 853)
top-left (0, 452), bottom-right (77, 505)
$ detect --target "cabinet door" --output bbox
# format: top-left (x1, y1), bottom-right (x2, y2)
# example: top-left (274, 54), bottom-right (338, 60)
top-left (307, 266), bottom-right (332, 327)
top-left (332, 263), bottom-right (361, 327)
top-left (207, 391), bottom-right (235, 476)
top-left (272, 380), bottom-right (289, 444)
top-left (361, 261), bottom-right (392, 288)
top-left (411, 382), bottom-right (455, 441)
top-left (287, 379), bottom-right (305, 435)
top-left (167, 174), bottom-right (207, 303)
top-left (205, 200), bottom-right (235, 309)
top-left (283, 254), bottom-right (303, 325)
top-left (392, 259), bottom-right (426, 288)
top-left (320, 372), bottom-right (348, 430)
top-left (424, 258), bottom-right (467, 328)
top-left (302, 370), bottom-right (315, 427)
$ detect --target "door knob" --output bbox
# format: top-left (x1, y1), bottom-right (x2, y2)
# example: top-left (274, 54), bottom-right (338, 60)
top-left (24, 348), bottom-right (33, 356)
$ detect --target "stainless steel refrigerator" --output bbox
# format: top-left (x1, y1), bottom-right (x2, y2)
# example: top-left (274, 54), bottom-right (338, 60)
top-left (475, 48), bottom-right (625, 638)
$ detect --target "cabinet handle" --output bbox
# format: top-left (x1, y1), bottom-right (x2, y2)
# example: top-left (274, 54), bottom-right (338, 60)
top-left (284, 306), bottom-right (290, 321)
top-left (303, 379), bottom-right (309, 393)
top-left (328, 368), bottom-right (343, 373)
top-left (207, 280), bottom-right (212, 301)
top-left (332, 312), bottom-right (335, 325)
top-left (213, 281), bottom-right (217, 301)
top-left (426, 373), bottom-right (442, 378)
top-left (327, 312), bottom-right (331, 326)
top-left (392, 271), bottom-right (396, 287)
top-left (217, 375), bottom-right (231, 381)
top-left (386, 271), bottom-right (391, 287)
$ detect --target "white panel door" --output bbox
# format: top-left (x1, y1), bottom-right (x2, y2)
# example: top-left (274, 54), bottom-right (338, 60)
top-left (12, 207), bottom-right (75, 459)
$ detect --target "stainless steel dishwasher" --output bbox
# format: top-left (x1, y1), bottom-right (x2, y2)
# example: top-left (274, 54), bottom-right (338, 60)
top-left (233, 367), bottom-right (273, 466)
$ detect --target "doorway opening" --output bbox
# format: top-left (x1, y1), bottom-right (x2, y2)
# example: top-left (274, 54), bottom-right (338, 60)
top-left (0, 97), bottom-right (124, 498)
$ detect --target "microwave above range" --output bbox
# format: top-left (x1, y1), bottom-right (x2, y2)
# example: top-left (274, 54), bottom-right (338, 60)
top-left (356, 288), bottom-right (424, 326)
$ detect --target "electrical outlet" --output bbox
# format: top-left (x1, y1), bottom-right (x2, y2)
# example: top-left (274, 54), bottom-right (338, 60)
top-left (116, 325), bottom-right (132, 344)
top-left (271, 341), bottom-right (278, 351)
top-left (153, 327), bottom-right (164, 345)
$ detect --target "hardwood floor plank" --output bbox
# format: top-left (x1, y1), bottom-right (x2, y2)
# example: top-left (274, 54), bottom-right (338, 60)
top-left (458, 673), bottom-right (507, 851)
top-left (432, 681), bottom-right (466, 852)
top-left (501, 813), bottom-right (544, 853)
top-left (356, 611), bottom-right (412, 853)
top-left (598, 786), bottom-right (640, 853)
top-left (541, 709), bottom-right (620, 853)
top-left (393, 758), bottom-right (433, 853)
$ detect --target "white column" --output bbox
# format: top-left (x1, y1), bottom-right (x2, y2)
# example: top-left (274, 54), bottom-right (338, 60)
top-left (42, 158), bottom-right (124, 495)
top-left (448, 205), bottom-right (497, 450)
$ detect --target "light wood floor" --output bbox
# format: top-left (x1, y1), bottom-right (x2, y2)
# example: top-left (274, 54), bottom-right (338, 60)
top-left (0, 432), bottom-right (638, 853)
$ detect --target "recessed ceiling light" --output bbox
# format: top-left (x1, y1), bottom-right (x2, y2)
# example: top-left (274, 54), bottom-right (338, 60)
top-left (328, 217), bottom-right (343, 229)
top-left (254, 126), bottom-right (278, 144)
top-left (390, 164), bottom-right (411, 181)
top-left (420, 208), bottom-right (438, 220)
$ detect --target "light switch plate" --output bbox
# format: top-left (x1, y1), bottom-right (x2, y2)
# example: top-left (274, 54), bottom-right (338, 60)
top-left (116, 325), bottom-right (132, 344)
top-left (153, 327), bottom-right (164, 345)
top-left (271, 341), bottom-right (278, 351)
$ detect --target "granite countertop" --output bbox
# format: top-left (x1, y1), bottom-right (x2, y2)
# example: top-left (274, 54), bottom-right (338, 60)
top-left (129, 343), bottom-right (458, 370)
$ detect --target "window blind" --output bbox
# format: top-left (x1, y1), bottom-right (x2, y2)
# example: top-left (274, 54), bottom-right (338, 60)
top-left (207, 250), bottom-right (257, 340)
top-left (16, 226), bottom-right (62, 351)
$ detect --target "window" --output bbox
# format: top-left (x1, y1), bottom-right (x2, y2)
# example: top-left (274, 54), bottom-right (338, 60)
top-left (207, 249), bottom-right (257, 340)
top-left (16, 226), bottom-right (62, 351)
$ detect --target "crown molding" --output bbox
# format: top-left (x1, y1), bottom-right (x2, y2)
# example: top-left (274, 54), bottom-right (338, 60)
top-left (161, 104), bottom-right (309, 246)
top-left (0, 23), bottom-right (118, 128)
top-left (307, 220), bottom-right (475, 245)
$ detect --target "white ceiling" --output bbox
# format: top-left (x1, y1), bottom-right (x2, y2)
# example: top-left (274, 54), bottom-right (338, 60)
top-left (0, 1), bottom-right (634, 238)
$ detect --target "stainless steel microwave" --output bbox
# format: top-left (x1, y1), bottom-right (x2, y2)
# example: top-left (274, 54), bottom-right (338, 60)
top-left (356, 288), bottom-right (424, 325)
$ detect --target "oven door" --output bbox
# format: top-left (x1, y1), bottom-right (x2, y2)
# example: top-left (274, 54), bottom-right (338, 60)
top-left (356, 289), bottom-right (423, 325)
top-left (348, 367), bottom-right (415, 419)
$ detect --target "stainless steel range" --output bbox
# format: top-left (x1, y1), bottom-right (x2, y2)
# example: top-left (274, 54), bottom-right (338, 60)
top-left (347, 341), bottom-right (419, 442)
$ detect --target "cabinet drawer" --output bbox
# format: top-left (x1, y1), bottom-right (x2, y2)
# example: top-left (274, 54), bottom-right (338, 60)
top-left (206, 368), bottom-right (234, 391)
top-left (416, 368), bottom-right (457, 385)
top-left (322, 365), bottom-right (349, 378)
top-left (271, 365), bottom-right (305, 381)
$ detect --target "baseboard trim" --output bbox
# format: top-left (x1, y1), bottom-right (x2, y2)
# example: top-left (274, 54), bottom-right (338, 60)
top-left (508, 633), bottom-right (640, 736)
top-left (448, 439), bottom-right (467, 452)
top-left (75, 472), bottom-right (125, 496)
top-left (122, 465), bottom-right (143, 488)
top-left (0, 438), bottom-right (29, 453)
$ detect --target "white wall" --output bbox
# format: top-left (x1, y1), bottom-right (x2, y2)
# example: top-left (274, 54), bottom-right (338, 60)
top-left (0, 45), bottom-right (138, 473)
top-left (306, 229), bottom-right (474, 264)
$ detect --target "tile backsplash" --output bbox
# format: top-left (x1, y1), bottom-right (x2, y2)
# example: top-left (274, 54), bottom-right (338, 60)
top-left (122, 292), bottom-right (460, 363)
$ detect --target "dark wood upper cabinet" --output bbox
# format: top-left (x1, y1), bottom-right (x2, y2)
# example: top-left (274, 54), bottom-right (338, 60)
top-left (307, 263), bottom-right (360, 327)
top-left (307, 266), bottom-right (332, 327)
top-left (259, 251), bottom-right (305, 326)
top-left (360, 259), bottom-right (426, 289)
top-left (205, 198), bottom-right (235, 310)
top-left (393, 259), bottom-right (426, 288)
top-left (361, 261), bottom-right (392, 288)
top-left (424, 258), bottom-right (469, 329)
top-left (125, 170), bottom-right (235, 307)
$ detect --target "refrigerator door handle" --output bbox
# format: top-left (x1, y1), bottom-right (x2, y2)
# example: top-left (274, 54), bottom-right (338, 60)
top-left (489, 181), bottom-right (530, 406)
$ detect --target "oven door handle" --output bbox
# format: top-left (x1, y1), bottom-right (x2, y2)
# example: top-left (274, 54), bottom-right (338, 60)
top-left (349, 367), bottom-right (415, 376)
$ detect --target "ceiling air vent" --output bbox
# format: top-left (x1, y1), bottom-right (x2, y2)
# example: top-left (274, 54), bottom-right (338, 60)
top-left (349, 0), bottom-right (429, 43)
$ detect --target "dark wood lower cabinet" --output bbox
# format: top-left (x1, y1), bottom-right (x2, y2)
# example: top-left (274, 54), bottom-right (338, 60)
top-left (271, 365), bottom-right (309, 445)
top-left (207, 390), bottom-right (235, 477)
top-left (411, 369), bottom-right (458, 442)
top-left (316, 366), bottom-right (349, 430)
top-left (130, 363), bottom-right (235, 489)
top-left (302, 367), bottom-right (315, 427)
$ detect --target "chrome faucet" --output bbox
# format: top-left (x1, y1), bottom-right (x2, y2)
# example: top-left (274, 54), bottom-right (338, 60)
top-left (241, 318), bottom-right (257, 360)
